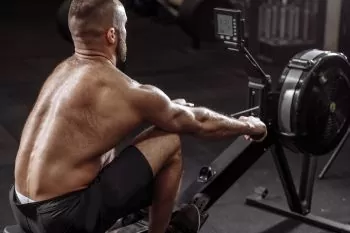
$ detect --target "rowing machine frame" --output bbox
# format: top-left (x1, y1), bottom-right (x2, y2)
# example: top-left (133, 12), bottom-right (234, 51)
top-left (113, 8), bottom-right (350, 233)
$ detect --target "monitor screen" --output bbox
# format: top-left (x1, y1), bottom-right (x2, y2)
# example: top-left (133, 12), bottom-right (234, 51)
top-left (217, 14), bottom-right (234, 36)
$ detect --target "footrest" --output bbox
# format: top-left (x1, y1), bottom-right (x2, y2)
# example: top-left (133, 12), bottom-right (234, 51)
top-left (3, 225), bottom-right (25, 233)
top-left (107, 220), bottom-right (148, 233)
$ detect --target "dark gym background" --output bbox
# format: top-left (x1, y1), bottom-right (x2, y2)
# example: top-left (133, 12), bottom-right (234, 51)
top-left (0, 0), bottom-right (349, 232)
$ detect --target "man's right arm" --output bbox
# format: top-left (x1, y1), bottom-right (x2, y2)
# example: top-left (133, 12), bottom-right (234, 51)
top-left (129, 84), bottom-right (266, 139)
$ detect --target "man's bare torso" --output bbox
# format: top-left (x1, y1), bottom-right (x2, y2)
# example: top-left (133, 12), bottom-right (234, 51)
top-left (15, 56), bottom-right (142, 201)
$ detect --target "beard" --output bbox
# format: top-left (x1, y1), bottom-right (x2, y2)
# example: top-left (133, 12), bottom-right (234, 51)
top-left (116, 38), bottom-right (127, 72)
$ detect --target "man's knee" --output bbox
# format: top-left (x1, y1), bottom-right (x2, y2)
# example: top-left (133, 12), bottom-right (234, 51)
top-left (133, 127), bottom-right (182, 174)
top-left (134, 127), bottom-right (181, 152)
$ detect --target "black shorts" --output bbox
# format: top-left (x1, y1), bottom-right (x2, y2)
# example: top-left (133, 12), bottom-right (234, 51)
top-left (9, 146), bottom-right (154, 233)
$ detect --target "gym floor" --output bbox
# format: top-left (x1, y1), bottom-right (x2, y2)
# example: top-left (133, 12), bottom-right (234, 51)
top-left (0, 1), bottom-right (349, 233)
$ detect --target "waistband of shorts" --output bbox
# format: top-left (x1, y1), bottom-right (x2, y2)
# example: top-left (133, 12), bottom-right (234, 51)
top-left (10, 185), bottom-right (88, 208)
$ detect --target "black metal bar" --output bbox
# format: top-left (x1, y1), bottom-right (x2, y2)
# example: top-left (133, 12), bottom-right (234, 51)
top-left (299, 155), bottom-right (312, 203)
top-left (242, 45), bottom-right (272, 121)
top-left (271, 143), bottom-right (304, 214)
top-left (243, 47), bottom-right (270, 81)
top-left (248, 86), bottom-right (257, 114)
top-left (298, 155), bottom-right (317, 212)
top-left (230, 106), bottom-right (260, 117)
top-left (246, 197), bottom-right (350, 233)
top-left (260, 76), bottom-right (272, 122)
top-left (247, 77), bottom-right (269, 119)
top-left (318, 128), bottom-right (350, 179)
top-left (179, 136), bottom-right (271, 211)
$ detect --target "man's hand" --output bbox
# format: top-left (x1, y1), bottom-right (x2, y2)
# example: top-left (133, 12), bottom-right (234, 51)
top-left (239, 116), bottom-right (267, 142)
top-left (172, 98), bottom-right (194, 107)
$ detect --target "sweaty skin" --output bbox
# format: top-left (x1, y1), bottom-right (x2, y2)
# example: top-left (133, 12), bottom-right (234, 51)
top-left (15, 57), bottom-right (144, 201)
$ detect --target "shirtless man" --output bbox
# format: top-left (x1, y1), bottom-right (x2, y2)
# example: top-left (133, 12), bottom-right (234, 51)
top-left (9, 0), bottom-right (267, 233)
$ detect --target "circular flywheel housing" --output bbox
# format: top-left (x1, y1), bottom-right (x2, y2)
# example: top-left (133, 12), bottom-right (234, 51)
top-left (278, 49), bottom-right (350, 156)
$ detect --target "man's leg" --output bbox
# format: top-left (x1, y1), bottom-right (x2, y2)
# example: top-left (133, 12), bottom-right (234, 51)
top-left (132, 126), bottom-right (183, 233)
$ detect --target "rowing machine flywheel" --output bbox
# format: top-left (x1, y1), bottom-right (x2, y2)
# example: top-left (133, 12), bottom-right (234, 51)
top-left (277, 49), bottom-right (350, 156)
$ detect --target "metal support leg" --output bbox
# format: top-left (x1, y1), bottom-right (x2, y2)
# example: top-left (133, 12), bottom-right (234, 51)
top-left (271, 143), bottom-right (304, 214)
top-left (246, 143), bottom-right (350, 233)
top-left (318, 128), bottom-right (350, 179)
top-left (298, 155), bottom-right (317, 213)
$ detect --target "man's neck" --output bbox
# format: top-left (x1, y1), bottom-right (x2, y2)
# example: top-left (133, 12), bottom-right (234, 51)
top-left (74, 47), bottom-right (116, 66)
top-left (72, 36), bottom-right (117, 66)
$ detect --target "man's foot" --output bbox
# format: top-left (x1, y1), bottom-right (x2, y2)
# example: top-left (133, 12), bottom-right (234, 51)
top-left (166, 204), bottom-right (201, 233)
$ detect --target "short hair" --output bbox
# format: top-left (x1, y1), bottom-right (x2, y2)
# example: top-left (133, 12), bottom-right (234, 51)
top-left (68, 0), bottom-right (125, 39)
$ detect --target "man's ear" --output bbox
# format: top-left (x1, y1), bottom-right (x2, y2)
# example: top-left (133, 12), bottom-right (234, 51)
top-left (106, 27), bottom-right (117, 44)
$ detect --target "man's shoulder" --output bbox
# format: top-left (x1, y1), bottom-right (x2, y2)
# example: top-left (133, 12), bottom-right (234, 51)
top-left (95, 65), bottom-right (139, 91)
top-left (83, 65), bottom-right (141, 103)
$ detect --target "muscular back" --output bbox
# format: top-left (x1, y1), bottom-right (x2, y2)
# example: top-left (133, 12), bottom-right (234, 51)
top-left (15, 56), bottom-right (143, 201)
